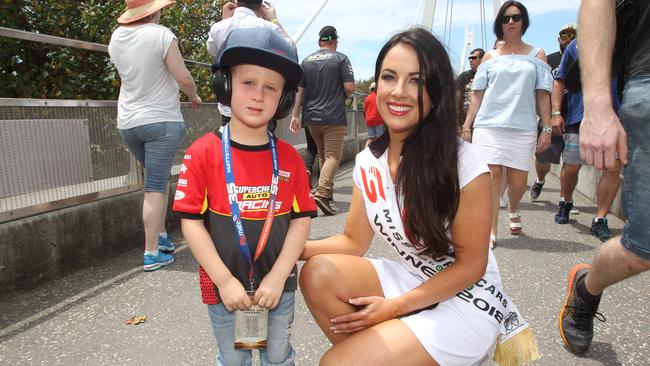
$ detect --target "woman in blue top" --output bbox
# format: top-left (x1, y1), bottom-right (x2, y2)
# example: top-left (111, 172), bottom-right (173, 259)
top-left (462, 1), bottom-right (552, 247)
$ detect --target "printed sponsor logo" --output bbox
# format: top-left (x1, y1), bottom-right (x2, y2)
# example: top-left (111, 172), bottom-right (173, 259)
top-left (180, 164), bottom-right (187, 174)
top-left (361, 165), bottom-right (386, 203)
top-left (184, 154), bottom-right (192, 160)
top-left (174, 190), bottom-right (185, 200)
top-left (239, 200), bottom-right (282, 211)
top-left (504, 312), bottom-right (522, 334)
top-left (279, 170), bottom-right (291, 182)
top-left (242, 192), bottom-right (270, 200)
top-left (178, 178), bottom-right (188, 187)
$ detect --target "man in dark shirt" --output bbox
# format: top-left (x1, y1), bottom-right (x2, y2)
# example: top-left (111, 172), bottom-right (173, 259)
top-left (290, 26), bottom-right (355, 215)
top-left (558, 0), bottom-right (650, 356)
top-left (456, 48), bottom-right (484, 128)
top-left (529, 23), bottom-right (576, 202)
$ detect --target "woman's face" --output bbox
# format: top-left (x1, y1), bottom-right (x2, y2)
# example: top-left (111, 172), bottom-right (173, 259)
top-left (376, 43), bottom-right (432, 136)
top-left (501, 5), bottom-right (523, 36)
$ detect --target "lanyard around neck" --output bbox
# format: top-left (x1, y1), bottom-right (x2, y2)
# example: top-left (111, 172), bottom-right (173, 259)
top-left (222, 124), bottom-right (279, 291)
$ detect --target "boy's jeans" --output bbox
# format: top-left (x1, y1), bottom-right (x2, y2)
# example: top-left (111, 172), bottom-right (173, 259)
top-left (207, 292), bottom-right (295, 366)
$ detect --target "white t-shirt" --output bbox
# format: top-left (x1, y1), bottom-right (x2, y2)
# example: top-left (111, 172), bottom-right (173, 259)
top-left (206, 7), bottom-right (287, 118)
top-left (108, 23), bottom-right (184, 130)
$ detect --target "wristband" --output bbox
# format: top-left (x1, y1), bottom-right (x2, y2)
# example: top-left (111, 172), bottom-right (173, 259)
top-left (270, 18), bottom-right (280, 25)
top-left (542, 127), bottom-right (552, 133)
top-left (551, 111), bottom-right (561, 117)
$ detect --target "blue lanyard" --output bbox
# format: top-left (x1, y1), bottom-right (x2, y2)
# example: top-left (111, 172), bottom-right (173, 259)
top-left (222, 124), bottom-right (279, 291)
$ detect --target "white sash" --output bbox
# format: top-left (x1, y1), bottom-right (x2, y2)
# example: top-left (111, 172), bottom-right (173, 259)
top-left (356, 148), bottom-right (541, 366)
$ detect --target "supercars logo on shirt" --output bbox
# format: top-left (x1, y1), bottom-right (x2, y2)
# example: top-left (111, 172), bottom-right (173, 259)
top-left (177, 179), bottom-right (188, 188)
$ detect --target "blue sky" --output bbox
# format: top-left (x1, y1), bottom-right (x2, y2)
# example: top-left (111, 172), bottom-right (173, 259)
top-left (269, 0), bottom-right (580, 80)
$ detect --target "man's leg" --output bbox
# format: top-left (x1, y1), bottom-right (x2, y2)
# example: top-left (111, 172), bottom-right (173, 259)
top-left (591, 161), bottom-right (621, 241)
top-left (559, 76), bottom-right (650, 355)
top-left (555, 163), bottom-right (581, 224)
top-left (531, 133), bottom-right (564, 200)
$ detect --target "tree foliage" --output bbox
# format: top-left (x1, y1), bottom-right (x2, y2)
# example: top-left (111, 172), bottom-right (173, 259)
top-left (0, 0), bottom-right (225, 100)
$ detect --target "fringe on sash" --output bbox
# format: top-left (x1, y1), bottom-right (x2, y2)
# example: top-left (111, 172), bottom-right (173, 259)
top-left (493, 327), bottom-right (542, 366)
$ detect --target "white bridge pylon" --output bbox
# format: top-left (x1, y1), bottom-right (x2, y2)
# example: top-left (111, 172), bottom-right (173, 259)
top-left (416, 0), bottom-right (503, 74)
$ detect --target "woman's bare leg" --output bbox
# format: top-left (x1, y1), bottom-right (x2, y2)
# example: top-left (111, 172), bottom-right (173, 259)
top-left (487, 164), bottom-right (503, 238)
top-left (320, 319), bottom-right (439, 366)
top-left (300, 254), bottom-right (384, 344)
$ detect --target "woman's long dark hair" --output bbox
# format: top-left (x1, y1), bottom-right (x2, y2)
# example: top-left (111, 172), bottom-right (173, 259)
top-left (374, 28), bottom-right (460, 257)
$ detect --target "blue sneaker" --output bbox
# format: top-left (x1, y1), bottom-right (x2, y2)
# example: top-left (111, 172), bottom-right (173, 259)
top-left (143, 252), bottom-right (174, 272)
top-left (158, 234), bottom-right (176, 252)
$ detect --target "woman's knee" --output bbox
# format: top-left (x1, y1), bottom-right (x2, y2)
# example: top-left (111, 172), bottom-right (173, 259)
top-left (299, 255), bottom-right (341, 297)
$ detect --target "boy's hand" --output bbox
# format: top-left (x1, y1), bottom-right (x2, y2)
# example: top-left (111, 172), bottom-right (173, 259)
top-left (254, 271), bottom-right (286, 309)
top-left (217, 276), bottom-right (252, 312)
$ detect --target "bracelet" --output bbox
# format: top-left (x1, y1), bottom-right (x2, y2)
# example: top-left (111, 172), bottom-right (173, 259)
top-left (462, 128), bottom-right (471, 133)
top-left (551, 111), bottom-right (561, 117)
top-left (542, 127), bottom-right (552, 133)
top-left (270, 18), bottom-right (280, 25)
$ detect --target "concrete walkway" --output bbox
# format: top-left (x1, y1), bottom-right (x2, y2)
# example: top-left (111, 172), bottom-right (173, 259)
top-left (0, 162), bottom-right (648, 365)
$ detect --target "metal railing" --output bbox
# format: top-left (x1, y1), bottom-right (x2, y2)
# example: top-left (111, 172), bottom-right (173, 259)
top-left (0, 27), bottom-right (368, 223)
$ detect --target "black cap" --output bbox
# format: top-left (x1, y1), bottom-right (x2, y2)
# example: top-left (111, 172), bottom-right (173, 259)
top-left (218, 27), bottom-right (302, 89)
top-left (237, 0), bottom-right (263, 5)
top-left (318, 26), bottom-right (338, 42)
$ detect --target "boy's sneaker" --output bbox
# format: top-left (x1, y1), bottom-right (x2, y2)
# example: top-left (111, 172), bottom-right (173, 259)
top-left (314, 195), bottom-right (337, 216)
top-left (158, 234), bottom-right (176, 252)
top-left (590, 218), bottom-right (612, 242)
top-left (143, 252), bottom-right (174, 272)
top-left (558, 264), bottom-right (605, 355)
top-left (554, 200), bottom-right (573, 224)
top-left (529, 181), bottom-right (545, 201)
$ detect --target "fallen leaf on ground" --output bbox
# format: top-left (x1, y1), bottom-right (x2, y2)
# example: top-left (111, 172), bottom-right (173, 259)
top-left (124, 315), bottom-right (148, 325)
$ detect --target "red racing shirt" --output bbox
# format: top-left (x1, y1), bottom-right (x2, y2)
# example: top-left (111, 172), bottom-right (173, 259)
top-left (173, 131), bottom-right (317, 304)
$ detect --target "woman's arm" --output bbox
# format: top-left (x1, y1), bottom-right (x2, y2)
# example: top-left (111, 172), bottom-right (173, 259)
top-left (165, 40), bottom-right (202, 108)
top-left (300, 186), bottom-right (375, 260)
top-left (535, 90), bottom-right (552, 153)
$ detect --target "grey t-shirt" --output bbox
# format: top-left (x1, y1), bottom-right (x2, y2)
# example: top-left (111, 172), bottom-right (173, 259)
top-left (300, 48), bottom-right (355, 126)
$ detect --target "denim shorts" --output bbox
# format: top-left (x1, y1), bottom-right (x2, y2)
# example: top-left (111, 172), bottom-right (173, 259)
top-left (119, 122), bottom-right (185, 193)
top-left (367, 124), bottom-right (385, 138)
top-left (207, 292), bottom-right (296, 366)
top-left (619, 75), bottom-right (650, 260)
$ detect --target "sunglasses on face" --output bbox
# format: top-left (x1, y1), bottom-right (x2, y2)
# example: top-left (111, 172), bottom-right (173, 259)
top-left (501, 13), bottom-right (523, 24)
top-left (468, 56), bottom-right (480, 61)
top-left (559, 33), bottom-right (576, 41)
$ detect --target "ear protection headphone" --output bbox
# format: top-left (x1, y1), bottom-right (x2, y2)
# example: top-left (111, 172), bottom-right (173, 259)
top-left (213, 68), bottom-right (296, 120)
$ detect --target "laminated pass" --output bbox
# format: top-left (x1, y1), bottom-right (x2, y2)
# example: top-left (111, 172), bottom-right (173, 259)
top-left (235, 304), bottom-right (268, 349)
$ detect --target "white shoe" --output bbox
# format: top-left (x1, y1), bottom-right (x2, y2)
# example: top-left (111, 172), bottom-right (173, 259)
top-left (570, 208), bottom-right (580, 215)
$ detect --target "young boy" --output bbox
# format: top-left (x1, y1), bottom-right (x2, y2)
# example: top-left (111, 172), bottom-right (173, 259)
top-left (173, 27), bottom-right (316, 365)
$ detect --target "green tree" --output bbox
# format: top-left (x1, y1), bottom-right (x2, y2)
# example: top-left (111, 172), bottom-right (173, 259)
top-left (0, 0), bottom-right (224, 100)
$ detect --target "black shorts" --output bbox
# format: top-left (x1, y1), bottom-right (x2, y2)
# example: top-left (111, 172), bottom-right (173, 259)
top-left (535, 125), bottom-right (564, 164)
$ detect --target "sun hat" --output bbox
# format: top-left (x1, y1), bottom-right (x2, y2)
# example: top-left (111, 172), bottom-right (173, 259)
top-left (117, 0), bottom-right (175, 25)
top-left (369, 82), bottom-right (376, 92)
top-left (217, 27), bottom-right (303, 89)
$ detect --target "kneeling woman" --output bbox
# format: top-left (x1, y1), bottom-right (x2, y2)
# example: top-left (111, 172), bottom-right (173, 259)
top-left (299, 28), bottom-right (540, 366)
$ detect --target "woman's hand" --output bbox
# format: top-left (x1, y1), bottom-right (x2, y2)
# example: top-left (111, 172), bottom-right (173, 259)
top-left (191, 95), bottom-right (202, 109)
top-left (216, 276), bottom-right (252, 312)
top-left (461, 129), bottom-right (472, 142)
top-left (329, 296), bottom-right (400, 334)
top-left (289, 117), bottom-right (300, 134)
top-left (254, 271), bottom-right (285, 309)
top-left (536, 131), bottom-right (551, 153)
